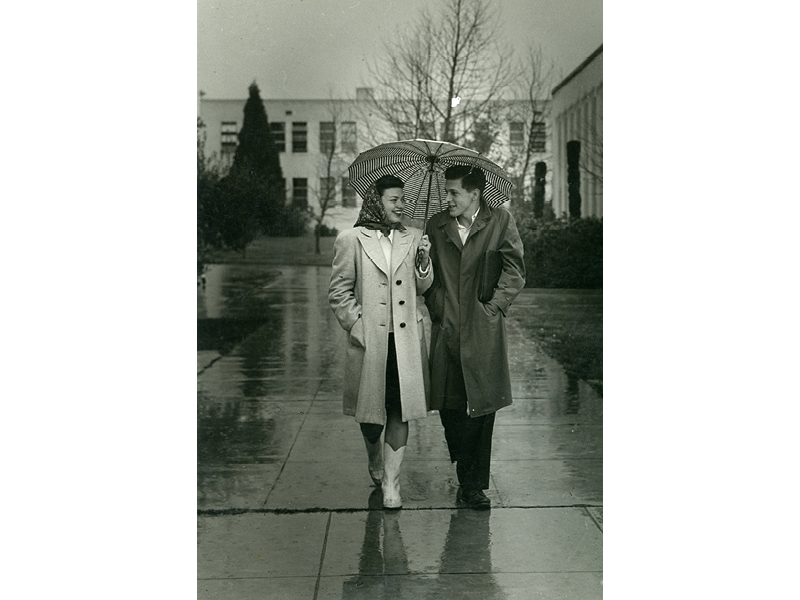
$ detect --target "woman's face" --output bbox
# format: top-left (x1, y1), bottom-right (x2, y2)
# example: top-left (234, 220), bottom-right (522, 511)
top-left (380, 187), bottom-right (405, 224)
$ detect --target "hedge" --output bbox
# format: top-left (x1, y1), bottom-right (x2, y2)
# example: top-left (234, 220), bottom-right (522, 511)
top-left (516, 213), bottom-right (603, 289)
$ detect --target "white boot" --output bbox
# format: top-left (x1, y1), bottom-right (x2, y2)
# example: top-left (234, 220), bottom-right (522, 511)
top-left (382, 444), bottom-right (405, 509)
top-left (363, 436), bottom-right (384, 486)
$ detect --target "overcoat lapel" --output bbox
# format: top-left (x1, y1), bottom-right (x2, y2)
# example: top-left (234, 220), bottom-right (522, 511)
top-left (391, 228), bottom-right (413, 276)
top-left (439, 218), bottom-right (463, 252)
top-left (466, 208), bottom-right (492, 244)
top-left (358, 229), bottom-right (389, 276)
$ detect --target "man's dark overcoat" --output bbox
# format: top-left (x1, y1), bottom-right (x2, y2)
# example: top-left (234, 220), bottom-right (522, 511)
top-left (424, 205), bottom-right (526, 418)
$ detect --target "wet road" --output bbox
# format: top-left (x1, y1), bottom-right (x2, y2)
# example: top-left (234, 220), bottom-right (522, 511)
top-left (197, 263), bottom-right (603, 599)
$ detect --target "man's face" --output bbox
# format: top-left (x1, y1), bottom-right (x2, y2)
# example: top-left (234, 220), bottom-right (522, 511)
top-left (445, 178), bottom-right (480, 219)
top-left (380, 187), bottom-right (405, 224)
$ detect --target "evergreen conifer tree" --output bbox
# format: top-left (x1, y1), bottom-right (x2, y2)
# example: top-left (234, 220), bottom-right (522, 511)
top-left (567, 140), bottom-right (582, 219)
top-left (214, 82), bottom-right (305, 241)
top-left (232, 82), bottom-right (283, 188)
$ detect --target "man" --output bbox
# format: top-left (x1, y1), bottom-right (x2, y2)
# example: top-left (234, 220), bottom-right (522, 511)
top-left (424, 165), bottom-right (526, 509)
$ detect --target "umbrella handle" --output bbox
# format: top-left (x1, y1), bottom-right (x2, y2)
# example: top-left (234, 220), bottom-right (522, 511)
top-left (416, 235), bottom-right (430, 271)
top-left (423, 161), bottom-right (435, 225)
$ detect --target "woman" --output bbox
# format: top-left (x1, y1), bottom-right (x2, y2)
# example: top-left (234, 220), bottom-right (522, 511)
top-left (328, 174), bottom-right (432, 509)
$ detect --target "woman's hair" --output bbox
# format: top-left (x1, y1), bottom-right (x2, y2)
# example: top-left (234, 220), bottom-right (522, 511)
top-left (374, 174), bottom-right (405, 197)
top-left (444, 165), bottom-right (486, 195)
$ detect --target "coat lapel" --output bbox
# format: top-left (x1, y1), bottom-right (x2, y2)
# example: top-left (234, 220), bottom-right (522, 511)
top-left (391, 228), bottom-right (413, 276)
top-left (439, 217), bottom-right (463, 252)
top-left (466, 207), bottom-right (492, 244)
top-left (358, 229), bottom-right (389, 276)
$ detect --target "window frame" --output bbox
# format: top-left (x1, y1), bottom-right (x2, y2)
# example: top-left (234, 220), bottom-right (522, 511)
top-left (270, 122), bottom-right (286, 152)
top-left (220, 121), bottom-right (238, 154)
top-left (292, 177), bottom-right (308, 207)
top-left (292, 122), bottom-right (308, 153)
top-left (340, 121), bottom-right (357, 154)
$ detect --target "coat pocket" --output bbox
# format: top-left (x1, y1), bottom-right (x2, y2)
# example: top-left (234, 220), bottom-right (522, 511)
top-left (349, 316), bottom-right (366, 348)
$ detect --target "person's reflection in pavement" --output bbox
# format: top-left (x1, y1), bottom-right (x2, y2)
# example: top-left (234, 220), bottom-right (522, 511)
top-left (341, 489), bottom-right (411, 599)
top-left (435, 509), bottom-right (507, 599)
top-left (341, 496), bottom-right (508, 599)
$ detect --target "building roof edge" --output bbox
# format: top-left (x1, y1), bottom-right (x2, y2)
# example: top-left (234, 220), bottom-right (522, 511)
top-left (551, 45), bottom-right (603, 97)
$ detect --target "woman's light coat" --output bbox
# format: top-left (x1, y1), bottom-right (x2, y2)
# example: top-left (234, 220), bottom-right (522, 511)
top-left (329, 226), bottom-right (432, 424)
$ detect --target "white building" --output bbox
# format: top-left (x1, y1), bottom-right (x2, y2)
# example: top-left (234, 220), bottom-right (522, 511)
top-left (200, 89), bottom-right (552, 232)
top-left (551, 46), bottom-right (603, 218)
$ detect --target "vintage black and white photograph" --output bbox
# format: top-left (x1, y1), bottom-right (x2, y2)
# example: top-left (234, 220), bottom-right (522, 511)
top-left (197, 0), bottom-right (603, 597)
top-left (9, 1), bottom-right (800, 598)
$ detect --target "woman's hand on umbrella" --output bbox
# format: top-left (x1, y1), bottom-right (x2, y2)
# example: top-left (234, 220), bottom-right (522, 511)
top-left (417, 235), bottom-right (431, 270)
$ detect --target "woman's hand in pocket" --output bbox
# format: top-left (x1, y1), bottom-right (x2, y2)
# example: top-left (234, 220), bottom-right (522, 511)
top-left (349, 316), bottom-right (366, 348)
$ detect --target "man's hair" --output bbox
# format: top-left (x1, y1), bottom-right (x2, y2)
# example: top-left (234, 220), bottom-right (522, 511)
top-left (374, 174), bottom-right (405, 196)
top-left (444, 165), bottom-right (486, 197)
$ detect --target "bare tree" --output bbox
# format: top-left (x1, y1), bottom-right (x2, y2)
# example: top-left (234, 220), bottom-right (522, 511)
top-left (308, 97), bottom-right (358, 254)
top-left (514, 45), bottom-right (558, 202)
top-left (367, 0), bottom-right (517, 146)
top-left (579, 106), bottom-right (603, 189)
top-left (485, 45), bottom-right (557, 213)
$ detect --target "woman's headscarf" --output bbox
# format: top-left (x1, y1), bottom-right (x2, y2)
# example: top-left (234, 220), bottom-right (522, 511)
top-left (353, 184), bottom-right (406, 237)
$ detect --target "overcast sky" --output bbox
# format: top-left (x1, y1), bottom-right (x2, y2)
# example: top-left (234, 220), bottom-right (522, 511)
top-left (198, 0), bottom-right (602, 100)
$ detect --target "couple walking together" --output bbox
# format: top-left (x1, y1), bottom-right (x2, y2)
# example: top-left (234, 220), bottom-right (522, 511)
top-left (328, 165), bottom-right (526, 510)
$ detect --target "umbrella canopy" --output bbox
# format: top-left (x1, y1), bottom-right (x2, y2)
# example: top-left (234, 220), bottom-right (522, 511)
top-left (347, 139), bottom-right (514, 222)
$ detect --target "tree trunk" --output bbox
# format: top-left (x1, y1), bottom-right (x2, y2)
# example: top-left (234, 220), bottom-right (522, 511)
top-left (567, 140), bottom-right (582, 219)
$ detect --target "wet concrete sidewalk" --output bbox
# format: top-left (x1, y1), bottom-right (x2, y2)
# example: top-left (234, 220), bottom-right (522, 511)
top-left (198, 264), bottom-right (603, 599)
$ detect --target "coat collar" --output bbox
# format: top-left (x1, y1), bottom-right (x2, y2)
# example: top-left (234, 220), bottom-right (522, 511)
top-left (466, 206), bottom-right (492, 243)
top-left (437, 206), bottom-right (493, 251)
top-left (357, 227), bottom-right (412, 276)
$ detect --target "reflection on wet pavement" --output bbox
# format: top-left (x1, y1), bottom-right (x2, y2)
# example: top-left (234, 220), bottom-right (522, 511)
top-left (198, 263), bottom-right (602, 599)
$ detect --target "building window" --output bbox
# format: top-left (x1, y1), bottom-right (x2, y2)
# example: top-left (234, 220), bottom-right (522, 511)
top-left (319, 122), bottom-right (336, 154)
top-left (292, 122), bottom-right (307, 153)
top-left (271, 122), bottom-right (285, 152)
top-left (319, 177), bottom-right (337, 206)
top-left (292, 178), bottom-right (308, 208)
top-left (340, 121), bottom-right (357, 153)
top-left (530, 112), bottom-right (546, 152)
top-left (341, 177), bottom-right (356, 207)
top-left (221, 121), bottom-right (238, 154)
top-left (509, 122), bottom-right (525, 149)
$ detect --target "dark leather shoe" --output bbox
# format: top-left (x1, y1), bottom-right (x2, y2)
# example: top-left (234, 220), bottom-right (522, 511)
top-left (457, 488), bottom-right (491, 510)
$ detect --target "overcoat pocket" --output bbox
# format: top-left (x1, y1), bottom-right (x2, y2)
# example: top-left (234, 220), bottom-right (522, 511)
top-left (349, 316), bottom-right (366, 348)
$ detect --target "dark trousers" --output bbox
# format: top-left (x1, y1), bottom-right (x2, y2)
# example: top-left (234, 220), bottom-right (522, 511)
top-left (439, 352), bottom-right (496, 491)
top-left (360, 333), bottom-right (401, 444)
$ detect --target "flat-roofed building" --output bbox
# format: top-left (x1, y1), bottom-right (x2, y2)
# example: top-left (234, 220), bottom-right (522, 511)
top-left (551, 46), bottom-right (603, 218)
top-left (200, 88), bottom-right (553, 232)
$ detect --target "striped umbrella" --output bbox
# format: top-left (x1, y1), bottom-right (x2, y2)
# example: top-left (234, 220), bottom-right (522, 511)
top-left (347, 139), bottom-right (514, 223)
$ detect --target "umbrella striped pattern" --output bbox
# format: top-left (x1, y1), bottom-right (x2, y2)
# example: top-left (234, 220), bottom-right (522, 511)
top-left (347, 139), bottom-right (514, 221)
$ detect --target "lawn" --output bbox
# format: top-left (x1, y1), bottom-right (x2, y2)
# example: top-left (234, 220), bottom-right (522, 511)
top-left (512, 289), bottom-right (603, 395)
top-left (202, 235), bottom-right (336, 267)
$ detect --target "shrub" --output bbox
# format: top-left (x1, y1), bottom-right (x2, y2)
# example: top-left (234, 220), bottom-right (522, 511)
top-left (517, 211), bottom-right (602, 288)
top-left (315, 223), bottom-right (340, 237)
top-left (264, 204), bottom-right (309, 237)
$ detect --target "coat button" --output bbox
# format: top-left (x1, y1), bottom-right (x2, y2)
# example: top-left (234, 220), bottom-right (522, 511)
top-left (399, 300), bottom-right (405, 305)
top-left (399, 322), bottom-right (406, 328)
top-left (396, 280), bottom-right (402, 285)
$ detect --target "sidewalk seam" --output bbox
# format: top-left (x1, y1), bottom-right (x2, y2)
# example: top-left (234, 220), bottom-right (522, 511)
top-left (312, 512), bottom-right (333, 600)
top-left (262, 387), bottom-right (319, 508)
top-left (585, 507), bottom-right (603, 532)
top-left (197, 354), bottom-right (224, 377)
top-left (198, 504), bottom-right (604, 516)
